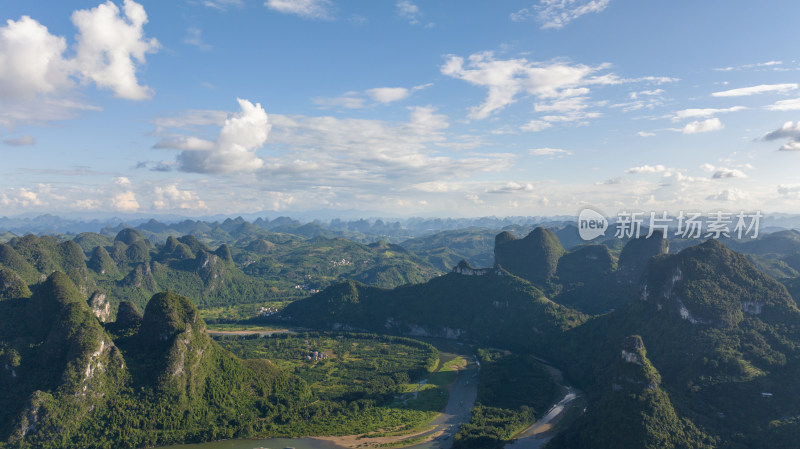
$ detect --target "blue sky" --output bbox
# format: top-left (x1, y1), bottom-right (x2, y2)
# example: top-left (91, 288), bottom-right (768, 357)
top-left (2, 0), bottom-right (800, 218)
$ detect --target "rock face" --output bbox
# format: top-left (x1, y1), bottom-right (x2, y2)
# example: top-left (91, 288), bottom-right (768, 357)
top-left (548, 335), bottom-right (710, 449)
top-left (9, 272), bottom-right (125, 445)
top-left (87, 291), bottom-right (111, 323)
top-left (494, 227), bottom-right (565, 285)
top-left (0, 267), bottom-right (31, 299)
top-left (195, 251), bottom-right (226, 290)
top-left (640, 239), bottom-right (799, 328)
top-left (611, 335), bottom-right (660, 392)
top-left (121, 263), bottom-right (157, 290)
top-left (616, 231), bottom-right (669, 284)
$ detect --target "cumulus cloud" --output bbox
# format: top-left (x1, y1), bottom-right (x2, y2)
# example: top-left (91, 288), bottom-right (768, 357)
top-left (511, 0), bottom-right (611, 29)
top-left (3, 135), bottom-right (35, 146)
top-left (637, 131), bottom-right (655, 137)
top-left (762, 121), bottom-right (800, 151)
top-left (111, 191), bottom-right (139, 211)
top-left (486, 181), bottom-right (535, 194)
top-left (778, 184), bottom-right (800, 198)
top-left (681, 118), bottom-right (723, 134)
top-left (265, 0), bottom-right (333, 19)
top-left (529, 147), bottom-right (572, 156)
top-left (706, 188), bottom-right (748, 201)
top-left (711, 83), bottom-right (797, 97)
top-left (763, 121), bottom-right (800, 140)
top-left (154, 103), bottom-right (514, 193)
top-left (0, 16), bottom-right (72, 101)
top-left (780, 141), bottom-right (800, 151)
top-left (626, 164), bottom-right (666, 174)
top-left (156, 98), bottom-right (270, 174)
top-left (712, 168), bottom-right (747, 179)
top-left (153, 184), bottom-right (207, 210)
top-left (71, 0), bottom-right (160, 100)
top-left (0, 1), bottom-right (158, 129)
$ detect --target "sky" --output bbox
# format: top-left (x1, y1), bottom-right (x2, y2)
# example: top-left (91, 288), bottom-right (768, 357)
top-left (1, 0), bottom-right (800, 219)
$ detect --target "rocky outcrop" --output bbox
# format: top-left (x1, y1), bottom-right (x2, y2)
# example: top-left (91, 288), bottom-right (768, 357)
top-left (639, 239), bottom-right (799, 327)
top-left (87, 291), bottom-right (111, 322)
top-left (121, 263), bottom-right (157, 290)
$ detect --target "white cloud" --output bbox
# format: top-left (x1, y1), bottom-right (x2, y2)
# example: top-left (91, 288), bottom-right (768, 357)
top-left (153, 104), bottom-right (515, 195)
top-left (763, 121), bottom-right (800, 140)
top-left (153, 184), bottom-right (207, 210)
top-left (766, 97), bottom-right (800, 111)
top-left (706, 188), bottom-right (748, 201)
top-left (486, 181), bottom-right (535, 194)
top-left (3, 135), bottom-right (35, 146)
top-left (265, 0), bottom-right (333, 19)
top-left (521, 120), bottom-right (553, 132)
top-left (0, 1), bottom-right (158, 129)
top-left (441, 51), bottom-right (610, 120)
top-left (637, 131), bottom-right (655, 137)
top-left (699, 163), bottom-right (716, 172)
top-left (713, 61), bottom-right (783, 72)
top-left (152, 136), bottom-right (215, 151)
top-left (0, 16), bottom-right (72, 101)
top-left (115, 176), bottom-right (131, 185)
top-left (778, 184), bottom-right (800, 198)
top-left (464, 194), bottom-right (483, 204)
top-left (366, 87), bottom-right (410, 104)
top-left (316, 84), bottom-right (429, 108)
top-left (71, 0), bottom-right (160, 100)
top-left (626, 164), bottom-right (666, 174)
top-left (511, 0), bottom-right (611, 29)
top-left (169, 98), bottom-right (270, 174)
top-left (672, 106), bottom-right (745, 121)
top-left (529, 147), bottom-right (572, 156)
top-left (682, 118), bottom-right (723, 134)
top-left (780, 141), bottom-right (800, 151)
top-left (111, 191), bottom-right (139, 211)
top-left (712, 168), bottom-right (747, 179)
top-left (711, 83), bottom-right (797, 97)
